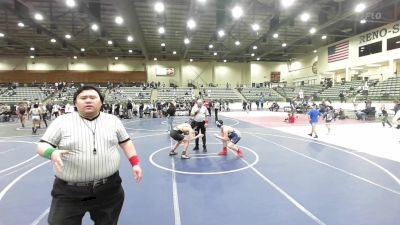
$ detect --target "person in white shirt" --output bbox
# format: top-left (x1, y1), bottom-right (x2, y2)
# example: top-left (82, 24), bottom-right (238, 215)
top-left (52, 104), bottom-right (60, 118)
top-left (191, 99), bottom-right (209, 152)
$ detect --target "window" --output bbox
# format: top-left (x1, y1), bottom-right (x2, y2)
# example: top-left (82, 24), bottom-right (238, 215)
top-left (359, 41), bottom-right (382, 57)
top-left (387, 36), bottom-right (400, 51)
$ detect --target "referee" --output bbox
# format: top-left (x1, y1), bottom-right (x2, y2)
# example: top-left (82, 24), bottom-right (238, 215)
top-left (36, 85), bottom-right (142, 225)
top-left (191, 99), bottom-right (209, 152)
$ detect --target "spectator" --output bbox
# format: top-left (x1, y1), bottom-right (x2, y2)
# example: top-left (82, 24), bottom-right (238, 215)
top-left (166, 102), bottom-right (176, 132)
top-left (308, 104), bottom-right (320, 138)
top-left (339, 92), bottom-right (345, 103)
top-left (380, 104), bottom-right (392, 128)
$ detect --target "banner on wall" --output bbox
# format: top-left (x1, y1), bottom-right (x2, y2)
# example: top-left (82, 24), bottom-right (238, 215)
top-left (270, 71), bottom-right (280, 82)
top-left (156, 67), bottom-right (175, 76)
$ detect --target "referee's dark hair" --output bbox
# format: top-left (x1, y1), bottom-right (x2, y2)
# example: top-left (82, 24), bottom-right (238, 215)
top-left (73, 85), bottom-right (104, 104)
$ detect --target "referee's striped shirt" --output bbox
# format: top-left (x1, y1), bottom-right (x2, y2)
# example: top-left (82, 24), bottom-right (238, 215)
top-left (40, 112), bottom-right (130, 182)
top-left (191, 105), bottom-right (209, 122)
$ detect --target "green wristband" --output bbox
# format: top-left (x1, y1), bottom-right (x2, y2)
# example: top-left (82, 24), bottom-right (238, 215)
top-left (43, 147), bottom-right (56, 159)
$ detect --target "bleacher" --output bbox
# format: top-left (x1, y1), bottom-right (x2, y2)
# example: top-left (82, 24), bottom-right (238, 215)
top-left (275, 87), bottom-right (295, 99)
top-left (239, 87), bottom-right (285, 102)
top-left (0, 87), bottom-right (47, 103)
top-left (319, 80), bottom-right (376, 101)
top-left (105, 87), bottom-right (151, 103)
top-left (157, 87), bottom-right (193, 101)
top-left (368, 77), bottom-right (400, 101)
top-left (275, 85), bottom-right (324, 100)
top-left (202, 87), bottom-right (241, 102)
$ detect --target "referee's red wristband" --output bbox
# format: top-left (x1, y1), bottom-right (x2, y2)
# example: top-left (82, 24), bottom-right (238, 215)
top-left (129, 155), bottom-right (140, 167)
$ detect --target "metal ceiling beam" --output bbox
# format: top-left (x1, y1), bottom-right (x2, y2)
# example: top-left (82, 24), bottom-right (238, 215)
top-left (113, 0), bottom-right (149, 60)
top-left (72, 0), bottom-right (112, 56)
top-left (0, 8), bottom-right (55, 56)
top-left (222, 0), bottom-right (322, 60)
top-left (258, 0), bottom-right (397, 59)
top-left (0, 1), bottom-right (80, 56)
top-left (222, 1), bottom-right (274, 58)
top-left (183, 0), bottom-right (197, 59)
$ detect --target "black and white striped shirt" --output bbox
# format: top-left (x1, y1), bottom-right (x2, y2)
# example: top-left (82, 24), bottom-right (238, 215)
top-left (40, 112), bottom-right (130, 182)
top-left (191, 105), bottom-right (209, 122)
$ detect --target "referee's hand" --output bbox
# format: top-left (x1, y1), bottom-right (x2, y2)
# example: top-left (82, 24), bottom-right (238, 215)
top-left (132, 165), bottom-right (142, 183)
top-left (50, 150), bottom-right (68, 173)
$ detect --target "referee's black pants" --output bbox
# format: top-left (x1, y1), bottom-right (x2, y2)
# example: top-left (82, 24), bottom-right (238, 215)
top-left (48, 171), bottom-right (124, 225)
top-left (194, 121), bottom-right (206, 147)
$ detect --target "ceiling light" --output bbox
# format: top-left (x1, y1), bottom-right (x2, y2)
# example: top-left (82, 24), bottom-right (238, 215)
top-left (281, 0), bottom-right (295, 8)
top-left (300, 13), bottom-right (310, 22)
top-left (187, 19), bottom-right (196, 29)
top-left (251, 53), bottom-right (255, 57)
top-left (161, 43), bottom-right (166, 47)
top-left (17, 22), bottom-right (25, 27)
top-left (66, 0), bottom-right (76, 8)
top-left (313, 50), bottom-right (317, 53)
top-left (173, 50), bottom-right (177, 55)
top-left (396, 41), bottom-right (400, 44)
top-left (197, 0), bottom-right (206, 3)
top-left (253, 45), bottom-right (258, 50)
top-left (282, 43), bottom-right (287, 47)
top-left (209, 44), bottom-right (214, 49)
top-left (213, 52), bottom-right (218, 56)
top-left (128, 49), bottom-right (133, 53)
top-left (81, 48), bottom-right (85, 52)
top-left (34, 13), bottom-right (43, 21)
top-left (309, 27), bottom-right (316, 34)
top-left (73, 56), bottom-right (77, 59)
top-left (127, 36), bottom-right (133, 42)
top-left (30, 55), bottom-right (35, 59)
top-left (50, 38), bottom-right (56, 43)
top-left (158, 27), bottom-right (165, 34)
top-left (190, 59), bottom-right (193, 62)
top-left (107, 40), bottom-right (113, 45)
top-left (321, 35), bottom-right (327, 39)
top-left (355, 3), bottom-right (366, 13)
top-left (252, 24), bottom-right (260, 31)
top-left (223, 59), bottom-right (227, 62)
top-left (65, 34), bottom-right (71, 39)
top-left (273, 33), bottom-right (279, 38)
top-left (235, 40), bottom-right (240, 46)
top-left (218, 30), bottom-right (225, 37)
top-left (351, 67), bottom-right (363, 70)
top-left (0, 33), bottom-right (4, 37)
top-left (154, 57), bottom-right (158, 61)
top-left (91, 24), bottom-right (99, 31)
top-left (232, 6), bottom-right (243, 19)
top-left (30, 47), bottom-right (35, 51)
top-left (360, 19), bottom-right (366, 24)
top-left (114, 57), bottom-right (118, 60)
top-left (184, 38), bottom-right (190, 44)
top-left (115, 16), bottom-right (123, 25)
top-left (256, 58), bottom-right (260, 61)
top-left (154, 2), bottom-right (165, 13)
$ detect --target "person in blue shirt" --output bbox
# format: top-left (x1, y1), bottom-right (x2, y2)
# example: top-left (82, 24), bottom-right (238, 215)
top-left (308, 104), bottom-right (320, 138)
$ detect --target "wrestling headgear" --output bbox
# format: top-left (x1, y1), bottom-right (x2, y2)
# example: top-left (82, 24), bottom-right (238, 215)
top-left (216, 120), bottom-right (223, 128)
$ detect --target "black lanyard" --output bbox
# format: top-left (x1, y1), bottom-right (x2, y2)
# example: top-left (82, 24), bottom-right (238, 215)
top-left (81, 118), bottom-right (98, 155)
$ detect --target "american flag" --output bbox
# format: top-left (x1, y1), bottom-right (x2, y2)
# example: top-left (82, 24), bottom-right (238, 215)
top-left (328, 41), bottom-right (349, 63)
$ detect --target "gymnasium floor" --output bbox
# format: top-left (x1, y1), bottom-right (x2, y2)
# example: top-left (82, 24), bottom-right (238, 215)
top-left (0, 111), bottom-right (400, 225)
